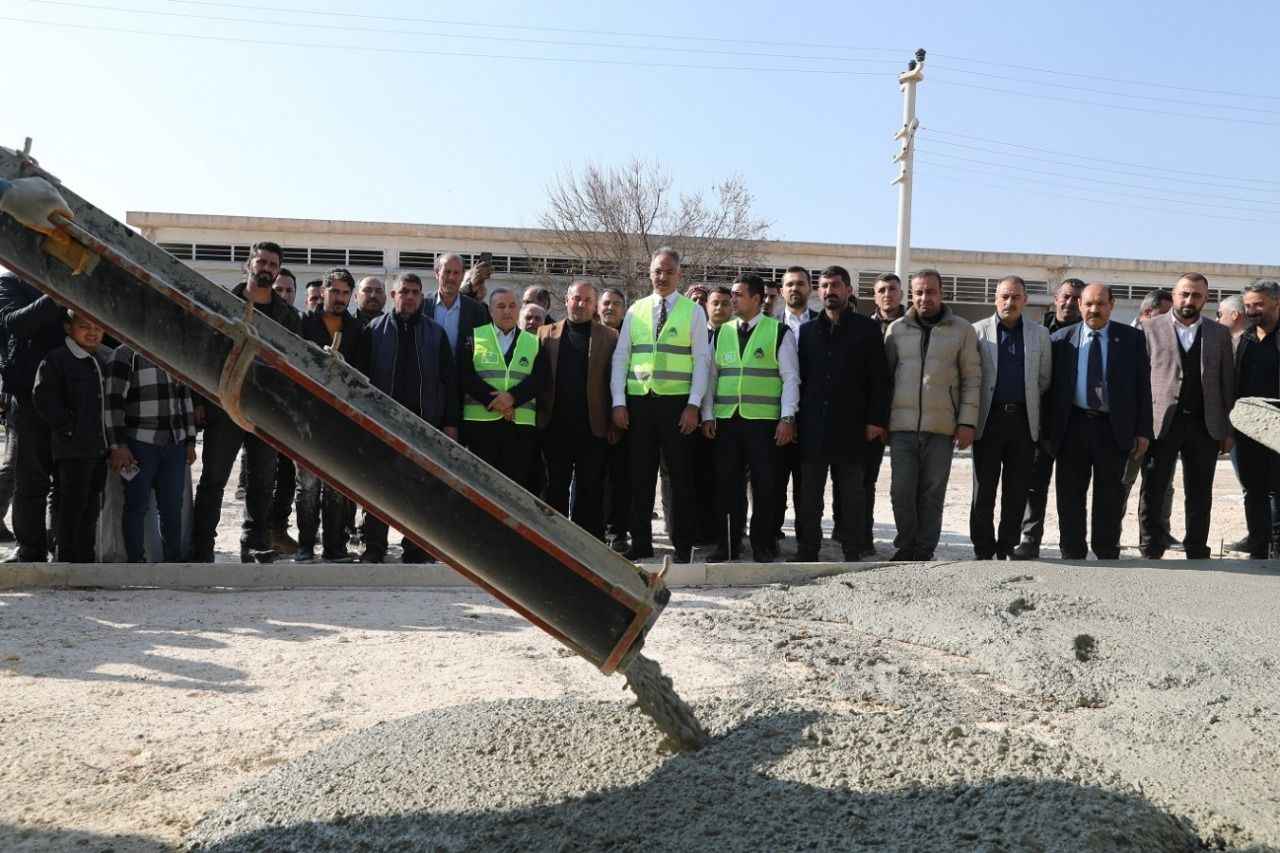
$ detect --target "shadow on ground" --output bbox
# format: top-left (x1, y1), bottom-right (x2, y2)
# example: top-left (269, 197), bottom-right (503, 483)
top-left (180, 701), bottom-right (1276, 853)
top-left (0, 589), bottom-right (529, 694)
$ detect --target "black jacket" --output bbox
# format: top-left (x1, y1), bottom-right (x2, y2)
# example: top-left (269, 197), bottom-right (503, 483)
top-left (300, 307), bottom-right (361, 361)
top-left (421, 292), bottom-right (491, 351)
top-left (33, 342), bottom-right (109, 460)
top-left (231, 281), bottom-right (302, 336)
top-left (0, 274), bottom-right (67, 405)
top-left (1047, 321), bottom-right (1153, 455)
top-left (797, 308), bottom-right (890, 463)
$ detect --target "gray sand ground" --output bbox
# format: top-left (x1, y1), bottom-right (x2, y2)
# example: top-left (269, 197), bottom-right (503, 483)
top-left (3, 559), bottom-right (1278, 851)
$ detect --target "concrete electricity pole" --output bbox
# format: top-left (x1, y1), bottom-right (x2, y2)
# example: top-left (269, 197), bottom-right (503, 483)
top-left (892, 49), bottom-right (926, 283)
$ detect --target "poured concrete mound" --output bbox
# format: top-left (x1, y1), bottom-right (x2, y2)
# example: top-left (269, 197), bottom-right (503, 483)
top-left (185, 697), bottom-right (1204, 853)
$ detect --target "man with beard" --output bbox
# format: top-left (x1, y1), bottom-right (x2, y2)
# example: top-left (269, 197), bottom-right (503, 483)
top-left (775, 266), bottom-right (820, 546)
top-left (1137, 273), bottom-right (1233, 560)
top-left (304, 280), bottom-right (325, 313)
top-left (792, 266), bottom-right (889, 562)
top-left (1012, 277), bottom-right (1085, 559)
top-left (192, 241), bottom-right (302, 563)
top-left (1233, 280), bottom-right (1280, 558)
top-left (272, 269), bottom-right (298, 311)
top-left (354, 276), bottom-right (386, 327)
top-left (294, 268), bottom-right (362, 562)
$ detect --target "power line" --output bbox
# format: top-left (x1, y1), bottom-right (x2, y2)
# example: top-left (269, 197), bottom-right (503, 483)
top-left (154, 0), bottom-right (906, 54)
top-left (0, 15), bottom-right (895, 76)
top-left (921, 127), bottom-right (1280, 187)
top-left (928, 63), bottom-right (1280, 116)
top-left (920, 136), bottom-right (1280, 196)
top-left (929, 51), bottom-right (1280, 103)
top-left (27, 0), bottom-right (903, 66)
top-left (929, 78), bottom-right (1280, 128)
top-left (918, 166), bottom-right (1280, 228)
top-left (915, 149), bottom-right (1280, 210)
top-left (914, 157), bottom-right (1280, 222)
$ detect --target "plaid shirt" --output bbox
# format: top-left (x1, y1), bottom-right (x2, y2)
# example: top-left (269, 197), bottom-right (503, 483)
top-left (104, 345), bottom-right (197, 448)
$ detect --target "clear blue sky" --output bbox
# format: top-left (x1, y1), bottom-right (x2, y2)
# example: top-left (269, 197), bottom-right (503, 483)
top-left (6, 0), bottom-right (1280, 265)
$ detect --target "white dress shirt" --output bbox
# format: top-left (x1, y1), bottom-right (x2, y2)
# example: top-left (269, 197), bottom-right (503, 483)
top-left (701, 313), bottom-right (800, 421)
top-left (609, 291), bottom-right (712, 407)
top-left (1173, 315), bottom-right (1202, 352)
top-left (495, 325), bottom-right (518, 359)
top-left (783, 306), bottom-right (811, 342)
top-left (1074, 322), bottom-right (1111, 411)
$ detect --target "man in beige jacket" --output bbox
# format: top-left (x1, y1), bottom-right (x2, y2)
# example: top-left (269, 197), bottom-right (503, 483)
top-left (884, 270), bottom-right (982, 560)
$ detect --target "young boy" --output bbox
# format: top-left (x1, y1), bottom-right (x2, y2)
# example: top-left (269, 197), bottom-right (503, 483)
top-left (32, 310), bottom-right (109, 562)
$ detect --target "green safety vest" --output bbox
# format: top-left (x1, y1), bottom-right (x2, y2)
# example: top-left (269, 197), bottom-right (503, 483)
top-left (463, 324), bottom-right (539, 426)
top-left (626, 293), bottom-right (695, 396)
top-left (713, 315), bottom-right (783, 420)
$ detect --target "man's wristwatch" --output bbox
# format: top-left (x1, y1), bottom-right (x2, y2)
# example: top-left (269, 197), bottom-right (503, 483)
top-left (780, 416), bottom-right (796, 425)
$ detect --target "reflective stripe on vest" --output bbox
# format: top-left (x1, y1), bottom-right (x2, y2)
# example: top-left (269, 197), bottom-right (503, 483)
top-left (713, 315), bottom-right (782, 420)
top-left (462, 324), bottom-right (539, 425)
top-left (626, 294), bottom-right (695, 396)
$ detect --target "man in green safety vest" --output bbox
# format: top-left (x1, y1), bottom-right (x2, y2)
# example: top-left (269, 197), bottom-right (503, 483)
top-left (460, 287), bottom-right (548, 491)
top-left (609, 247), bottom-right (713, 563)
top-left (701, 273), bottom-right (799, 563)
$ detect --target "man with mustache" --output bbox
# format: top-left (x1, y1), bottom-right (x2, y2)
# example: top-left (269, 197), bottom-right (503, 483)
top-left (1233, 279), bottom-right (1280, 558)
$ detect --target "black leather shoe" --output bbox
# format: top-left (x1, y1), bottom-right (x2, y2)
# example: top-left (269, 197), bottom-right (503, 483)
top-left (1010, 543), bottom-right (1039, 561)
top-left (0, 526), bottom-right (15, 543)
top-left (706, 547), bottom-right (731, 563)
top-left (754, 548), bottom-right (777, 563)
top-left (609, 535), bottom-right (630, 554)
top-left (2, 552), bottom-right (43, 563)
top-left (321, 551), bottom-right (355, 563)
top-left (890, 550), bottom-right (916, 561)
top-left (974, 552), bottom-right (995, 560)
top-left (622, 545), bottom-right (655, 561)
top-left (671, 549), bottom-right (693, 564)
top-left (294, 549), bottom-right (315, 562)
top-left (360, 550), bottom-right (385, 564)
top-left (788, 552), bottom-right (819, 563)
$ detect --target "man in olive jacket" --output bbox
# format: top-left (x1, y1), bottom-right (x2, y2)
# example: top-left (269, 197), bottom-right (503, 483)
top-left (883, 269), bottom-right (982, 560)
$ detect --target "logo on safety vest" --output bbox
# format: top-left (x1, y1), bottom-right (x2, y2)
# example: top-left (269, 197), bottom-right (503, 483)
top-left (753, 347), bottom-right (765, 359)
top-left (518, 356), bottom-right (530, 367)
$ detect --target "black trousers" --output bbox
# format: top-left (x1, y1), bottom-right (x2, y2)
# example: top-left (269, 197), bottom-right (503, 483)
top-left (1054, 409), bottom-right (1127, 559)
top-left (862, 438), bottom-right (887, 549)
top-left (464, 419), bottom-right (537, 492)
top-left (269, 455), bottom-right (295, 533)
top-left (1138, 413), bottom-right (1218, 559)
top-left (713, 416), bottom-right (778, 554)
top-left (1234, 430), bottom-right (1280, 558)
top-left (53, 458), bottom-right (106, 563)
top-left (1019, 442), bottom-right (1055, 548)
top-left (543, 424), bottom-right (607, 540)
top-left (192, 404), bottom-right (278, 559)
top-left (797, 459), bottom-right (865, 560)
top-left (10, 401), bottom-right (57, 560)
top-left (775, 441), bottom-right (806, 541)
top-left (970, 404), bottom-right (1036, 558)
top-left (603, 434), bottom-right (629, 540)
top-left (692, 432), bottom-right (721, 544)
top-left (626, 393), bottom-right (696, 553)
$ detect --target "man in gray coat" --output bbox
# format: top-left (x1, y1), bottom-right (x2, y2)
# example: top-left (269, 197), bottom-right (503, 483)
top-left (970, 276), bottom-right (1053, 559)
top-left (1139, 273), bottom-right (1234, 559)
top-left (884, 269), bottom-right (982, 561)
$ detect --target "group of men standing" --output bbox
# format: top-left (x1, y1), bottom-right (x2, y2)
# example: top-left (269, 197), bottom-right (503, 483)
top-left (3, 234), bottom-right (1277, 565)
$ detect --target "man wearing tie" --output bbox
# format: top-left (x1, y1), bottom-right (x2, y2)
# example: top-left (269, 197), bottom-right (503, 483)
top-left (610, 247), bottom-right (712, 563)
top-left (1047, 283), bottom-right (1153, 559)
top-left (702, 273), bottom-right (799, 562)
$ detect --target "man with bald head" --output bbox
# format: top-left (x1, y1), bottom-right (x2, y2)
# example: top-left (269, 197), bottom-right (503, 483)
top-left (1046, 283), bottom-right (1152, 559)
top-left (354, 276), bottom-right (386, 326)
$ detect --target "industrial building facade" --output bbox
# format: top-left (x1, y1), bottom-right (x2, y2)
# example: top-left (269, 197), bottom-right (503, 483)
top-left (127, 212), bottom-right (1280, 322)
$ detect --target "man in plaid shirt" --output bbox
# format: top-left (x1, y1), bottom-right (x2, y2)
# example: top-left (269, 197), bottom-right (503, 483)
top-left (104, 345), bottom-right (197, 562)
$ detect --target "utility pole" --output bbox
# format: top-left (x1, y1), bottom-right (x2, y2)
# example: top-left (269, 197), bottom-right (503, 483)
top-left (892, 49), bottom-right (926, 283)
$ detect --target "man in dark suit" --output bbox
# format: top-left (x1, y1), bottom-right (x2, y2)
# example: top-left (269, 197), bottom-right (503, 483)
top-left (1139, 273), bottom-right (1234, 560)
top-left (422, 252), bottom-right (491, 357)
top-left (791, 266), bottom-right (890, 562)
top-left (537, 281), bottom-right (618, 539)
top-left (775, 266), bottom-right (820, 546)
top-left (1048, 283), bottom-right (1153, 559)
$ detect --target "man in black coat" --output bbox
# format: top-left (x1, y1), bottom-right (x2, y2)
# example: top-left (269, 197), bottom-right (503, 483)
top-left (775, 267), bottom-right (820, 546)
top-left (791, 266), bottom-right (890, 562)
top-left (0, 272), bottom-right (67, 561)
top-left (1047, 283), bottom-right (1153, 559)
top-left (191, 241), bottom-right (302, 563)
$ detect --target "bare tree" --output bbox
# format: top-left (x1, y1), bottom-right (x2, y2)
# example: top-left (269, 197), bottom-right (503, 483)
top-left (536, 159), bottom-right (771, 298)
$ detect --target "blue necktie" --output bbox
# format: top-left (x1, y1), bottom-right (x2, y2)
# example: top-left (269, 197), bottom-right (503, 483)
top-left (1086, 330), bottom-right (1104, 410)
top-left (657, 297), bottom-right (668, 335)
